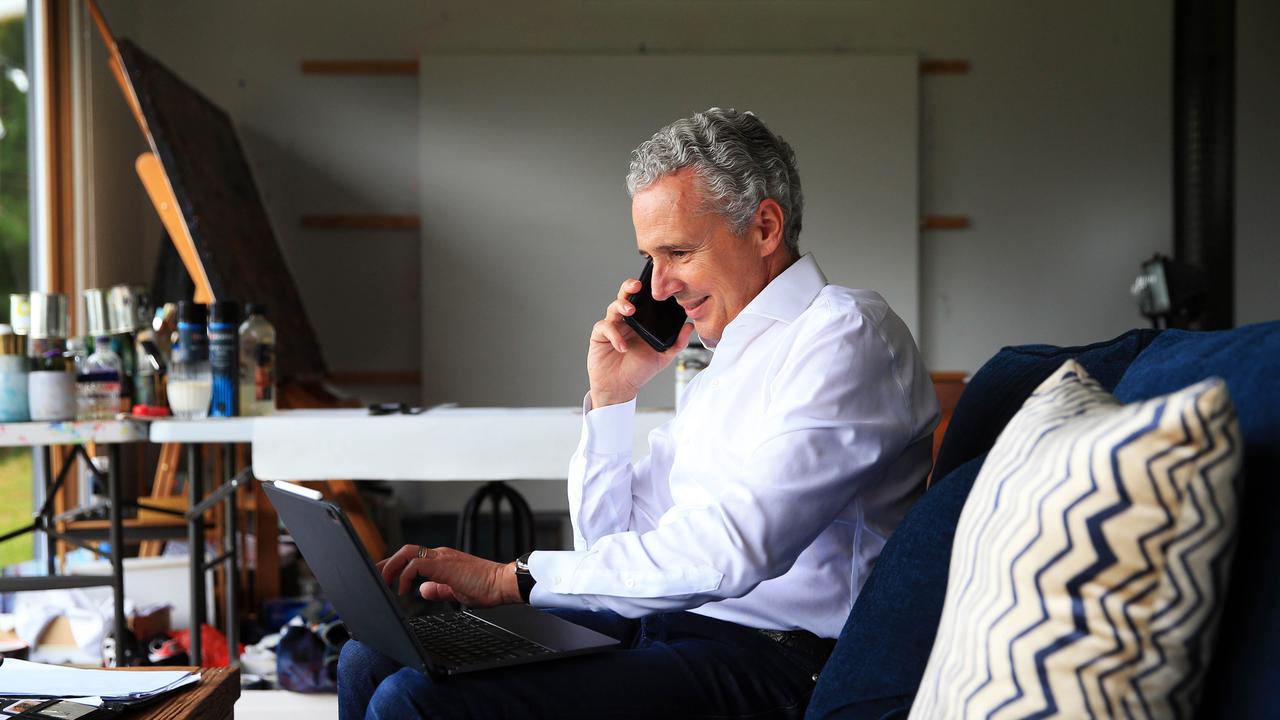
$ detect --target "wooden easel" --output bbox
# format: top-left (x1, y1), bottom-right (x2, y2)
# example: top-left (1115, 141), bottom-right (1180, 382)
top-left (86, 2), bottom-right (386, 614)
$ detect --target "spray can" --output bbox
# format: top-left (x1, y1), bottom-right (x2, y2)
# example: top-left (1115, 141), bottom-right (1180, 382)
top-left (208, 301), bottom-right (240, 417)
top-left (176, 301), bottom-right (208, 364)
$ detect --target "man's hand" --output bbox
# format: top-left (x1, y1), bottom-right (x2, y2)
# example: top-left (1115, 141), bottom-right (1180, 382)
top-left (376, 545), bottom-right (521, 608)
top-left (588, 277), bottom-right (695, 408)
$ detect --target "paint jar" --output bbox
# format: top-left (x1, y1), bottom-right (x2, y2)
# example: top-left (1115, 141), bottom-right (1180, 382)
top-left (27, 293), bottom-right (74, 422)
top-left (0, 324), bottom-right (29, 422)
top-left (28, 356), bottom-right (75, 422)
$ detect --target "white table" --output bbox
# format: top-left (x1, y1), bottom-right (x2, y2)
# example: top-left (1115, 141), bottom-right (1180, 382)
top-left (250, 407), bottom-right (673, 481)
top-left (147, 417), bottom-right (256, 666)
top-left (0, 419), bottom-right (149, 663)
top-left (149, 417), bottom-right (254, 445)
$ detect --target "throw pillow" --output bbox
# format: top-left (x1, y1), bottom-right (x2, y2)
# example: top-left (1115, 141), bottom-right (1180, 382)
top-left (1111, 320), bottom-right (1280, 716)
top-left (910, 360), bottom-right (1241, 719)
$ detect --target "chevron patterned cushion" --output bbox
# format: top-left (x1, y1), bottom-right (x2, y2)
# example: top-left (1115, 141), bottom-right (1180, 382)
top-left (909, 360), bottom-right (1241, 719)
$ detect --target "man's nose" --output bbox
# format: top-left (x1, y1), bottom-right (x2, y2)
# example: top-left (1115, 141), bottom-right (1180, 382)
top-left (650, 261), bottom-right (680, 301)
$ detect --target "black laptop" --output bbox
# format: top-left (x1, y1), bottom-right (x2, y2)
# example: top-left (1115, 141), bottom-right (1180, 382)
top-left (262, 480), bottom-right (619, 675)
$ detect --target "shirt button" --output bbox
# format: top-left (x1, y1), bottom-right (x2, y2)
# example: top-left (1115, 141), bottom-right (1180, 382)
top-left (553, 576), bottom-right (562, 584)
top-left (710, 379), bottom-right (721, 388)
top-left (624, 577), bottom-right (636, 588)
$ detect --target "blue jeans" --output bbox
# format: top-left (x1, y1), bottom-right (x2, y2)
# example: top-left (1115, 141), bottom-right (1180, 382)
top-left (338, 608), bottom-right (824, 719)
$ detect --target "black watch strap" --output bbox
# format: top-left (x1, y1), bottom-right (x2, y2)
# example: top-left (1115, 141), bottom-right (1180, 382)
top-left (514, 552), bottom-right (536, 603)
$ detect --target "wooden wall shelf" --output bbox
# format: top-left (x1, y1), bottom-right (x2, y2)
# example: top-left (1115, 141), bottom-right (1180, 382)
top-left (919, 59), bottom-right (971, 75)
top-left (327, 370), bottom-right (423, 386)
top-left (301, 214), bottom-right (421, 230)
top-left (303, 58), bottom-right (968, 77)
top-left (301, 60), bottom-right (419, 75)
top-left (920, 215), bottom-right (971, 231)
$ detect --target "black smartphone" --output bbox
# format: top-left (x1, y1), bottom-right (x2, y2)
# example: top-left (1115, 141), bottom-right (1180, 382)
top-left (623, 259), bottom-right (687, 352)
top-left (1, 697), bottom-right (115, 719)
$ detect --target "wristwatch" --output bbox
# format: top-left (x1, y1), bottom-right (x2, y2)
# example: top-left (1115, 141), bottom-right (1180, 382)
top-left (514, 552), bottom-right (536, 603)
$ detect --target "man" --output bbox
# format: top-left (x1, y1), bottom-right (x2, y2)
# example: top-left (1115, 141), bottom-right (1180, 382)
top-left (339, 108), bottom-right (939, 719)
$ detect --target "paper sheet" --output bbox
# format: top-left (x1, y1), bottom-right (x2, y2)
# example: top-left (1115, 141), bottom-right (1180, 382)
top-left (0, 659), bottom-right (198, 700)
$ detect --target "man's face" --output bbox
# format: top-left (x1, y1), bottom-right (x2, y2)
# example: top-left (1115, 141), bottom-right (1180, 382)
top-left (631, 169), bottom-right (773, 345)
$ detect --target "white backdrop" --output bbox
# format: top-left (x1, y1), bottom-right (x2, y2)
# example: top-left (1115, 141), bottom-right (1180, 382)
top-left (419, 53), bottom-right (919, 408)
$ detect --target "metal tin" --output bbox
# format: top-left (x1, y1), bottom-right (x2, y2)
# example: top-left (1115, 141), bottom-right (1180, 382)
top-left (107, 284), bottom-right (144, 335)
top-left (29, 292), bottom-right (69, 340)
top-left (9, 294), bottom-right (29, 335)
top-left (130, 286), bottom-right (152, 332)
top-left (84, 289), bottom-right (109, 337)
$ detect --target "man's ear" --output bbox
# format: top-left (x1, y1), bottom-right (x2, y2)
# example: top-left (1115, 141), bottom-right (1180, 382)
top-left (753, 198), bottom-right (785, 257)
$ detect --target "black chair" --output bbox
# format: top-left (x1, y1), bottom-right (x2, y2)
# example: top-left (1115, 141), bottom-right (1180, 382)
top-left (455, 481), bottom-right (536, 560)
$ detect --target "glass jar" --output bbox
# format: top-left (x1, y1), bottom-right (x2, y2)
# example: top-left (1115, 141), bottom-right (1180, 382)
top-left (674, 341), bottom-right (712, 412)
top-left (167, 359), bottom-right (212, 420)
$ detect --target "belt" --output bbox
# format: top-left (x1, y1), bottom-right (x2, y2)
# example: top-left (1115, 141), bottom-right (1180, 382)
top-left (756, 628), bottom-right (837, 666)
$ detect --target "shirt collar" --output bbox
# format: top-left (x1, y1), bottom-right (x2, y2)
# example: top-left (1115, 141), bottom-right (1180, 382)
top-left (701, 253), bottom-right (827, 351)
top-left (737, 253), bottom-right (828, 324)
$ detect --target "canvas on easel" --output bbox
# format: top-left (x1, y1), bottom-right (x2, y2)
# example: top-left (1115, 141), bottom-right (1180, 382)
top-left (87, 1), bottom-right (325, 382)
top-left (85, 2), bottom-right (386, 590)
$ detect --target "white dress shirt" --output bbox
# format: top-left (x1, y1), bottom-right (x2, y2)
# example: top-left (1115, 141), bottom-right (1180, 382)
top-left (528, 254), bottom-right (939, 638)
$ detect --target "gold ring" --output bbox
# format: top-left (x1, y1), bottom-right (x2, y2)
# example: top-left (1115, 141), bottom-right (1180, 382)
top-left (416, 546), bottom-right (428, 559)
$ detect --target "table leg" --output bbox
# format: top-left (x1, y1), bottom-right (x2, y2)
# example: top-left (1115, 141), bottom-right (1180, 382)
top-left (107, 443), bottom-right (128, 666)
top-left (223, 445), bottom-right (239, 667)
top-left (187, 443), bottom-right (205, 666)
top-left (43, 446), bottom-right (54, 576)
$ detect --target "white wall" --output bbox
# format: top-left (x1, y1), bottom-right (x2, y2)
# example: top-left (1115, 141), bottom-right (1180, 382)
top-left (79, 1), bottom-right (1277, 511)
top-left (1236, 0), bottom-right (1280, 325)
top-left (418, 53), bottom-right (921, 408)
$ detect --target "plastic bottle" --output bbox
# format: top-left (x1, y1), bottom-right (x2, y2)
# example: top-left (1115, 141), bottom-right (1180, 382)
top-left (0, 324), bottom-right (29, 422)
top-left (77, 335), bottom-right (124, 421)
top-left (238, 303), bottom-right (276, 416)
top-left (66, 337), bottom-right (89, 376)
top-left (208, 301), bottom-right (240, 417)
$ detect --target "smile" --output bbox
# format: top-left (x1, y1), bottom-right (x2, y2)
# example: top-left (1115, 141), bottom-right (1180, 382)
top-left (682, 296), bottom-right (710, 319)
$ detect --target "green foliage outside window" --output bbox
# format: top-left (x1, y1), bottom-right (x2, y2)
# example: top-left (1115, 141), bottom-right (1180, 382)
top-left (0, 11), bottom-right (32, 570)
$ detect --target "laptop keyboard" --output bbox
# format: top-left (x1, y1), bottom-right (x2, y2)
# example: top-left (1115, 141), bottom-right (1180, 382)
top-left (408, 611), bottom-right (554, 668)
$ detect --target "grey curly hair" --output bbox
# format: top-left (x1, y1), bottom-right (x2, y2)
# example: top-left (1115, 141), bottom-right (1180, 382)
top-left (626, 108), bottom-right (803, 257)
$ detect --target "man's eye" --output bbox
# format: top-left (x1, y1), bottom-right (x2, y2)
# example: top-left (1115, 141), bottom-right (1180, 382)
top-left (670, 250), bottom-right (688, 258)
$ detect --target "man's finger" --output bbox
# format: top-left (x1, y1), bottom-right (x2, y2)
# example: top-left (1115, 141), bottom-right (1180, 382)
top-left (419, 581), bottom-right (458, 603)
top-left (616, 278), bottom-right (640, 301)
top-left (670, 322), bottom-right (696, 353)
top-left (380, 545), bottom-right (412, 584)
top-left (398, 558), bottom-right (426, 595)
top-left (379, 557), bottom-right (399, 585)
top-left (592, 320), bottom-right (629, 354)
top-left (600, 322), bottom-right (629, 353)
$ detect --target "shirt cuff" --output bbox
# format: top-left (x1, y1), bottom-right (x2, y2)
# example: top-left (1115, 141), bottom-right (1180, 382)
top-left (581, 394), bottom-right (636, 457)
top-left (526, 550), bottom-right (593, 609)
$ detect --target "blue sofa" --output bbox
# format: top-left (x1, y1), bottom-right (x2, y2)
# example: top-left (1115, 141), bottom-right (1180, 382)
top-left (806, 320), bottom-right (1280, 719)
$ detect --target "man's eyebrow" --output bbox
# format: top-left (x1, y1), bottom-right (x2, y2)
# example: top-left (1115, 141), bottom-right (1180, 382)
top-left (645, 243), bottom-right (696, 255)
